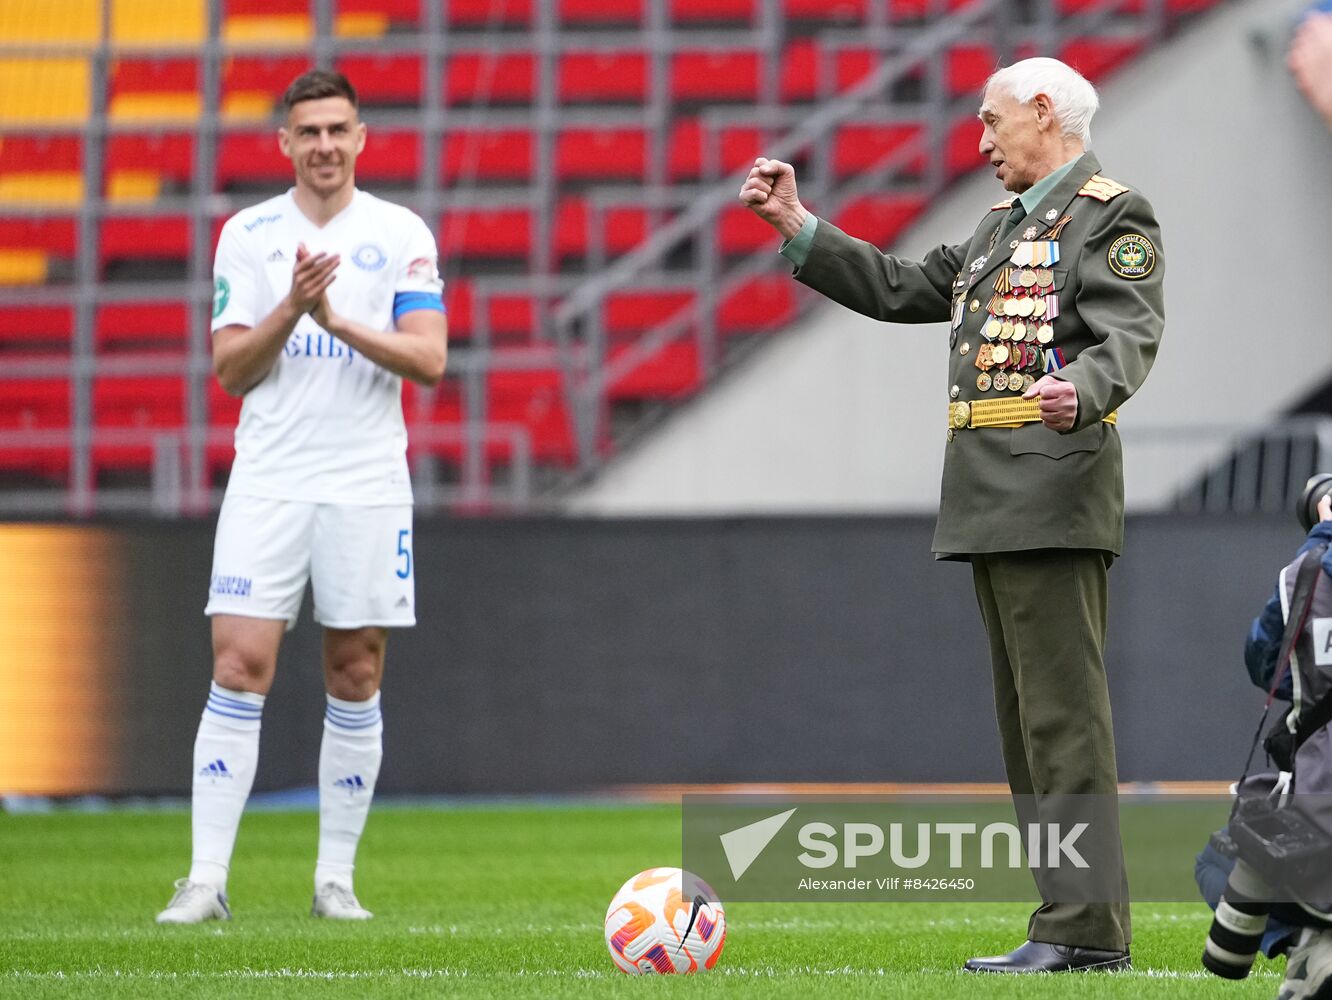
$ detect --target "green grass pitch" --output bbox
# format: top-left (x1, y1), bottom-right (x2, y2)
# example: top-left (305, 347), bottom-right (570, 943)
top-left (2, 803), bottom-right (1283, 998)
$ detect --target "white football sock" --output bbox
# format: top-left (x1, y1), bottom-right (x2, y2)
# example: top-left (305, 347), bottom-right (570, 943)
top-left (188, 682), bottom-right (264, 890)
top-left (316, 691), bottom-right (383, 892)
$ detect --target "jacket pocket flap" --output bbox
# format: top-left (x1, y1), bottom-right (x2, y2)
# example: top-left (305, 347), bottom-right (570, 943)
top-left (1010, 421), bottom-right (1103, 459)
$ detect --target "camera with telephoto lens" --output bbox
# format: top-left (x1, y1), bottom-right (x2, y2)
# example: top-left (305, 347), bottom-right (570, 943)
top-left (1298, 473), bottom-right (1332, 532)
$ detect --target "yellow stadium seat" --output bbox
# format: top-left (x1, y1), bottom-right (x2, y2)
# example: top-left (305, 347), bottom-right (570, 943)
top-left (0, 172), bottom-right (82, 206)
top-left (0, 58), bottom-right (90, 124)
top-left (108, 92), bottom-right (201, 122)
top-left (0, 248), bottom-right (49, 285)
top-left (221, 92), bottom-right (274, 122)
top-left (223, 14), bottom-right (310, 45)
top-left (106, 169), bottom-right (160, 202)
top-left (336, 13), bottom-right (388, 38)
top-left (0, 0), bottom-right (99, 45)
top-left (111, 0), bottom-right (204, 46)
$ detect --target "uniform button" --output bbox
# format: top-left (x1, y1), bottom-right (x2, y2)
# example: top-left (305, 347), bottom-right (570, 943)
top-left (959, 342), bottom-right (971, 356)
top-left (969, 299), bottom-right (980, 313)
top-left (950, 385), bottom-right (960, 399)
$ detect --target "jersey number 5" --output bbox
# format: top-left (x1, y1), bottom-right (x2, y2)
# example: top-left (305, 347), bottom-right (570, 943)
top-left (395, 529), bottom-right (412, 580)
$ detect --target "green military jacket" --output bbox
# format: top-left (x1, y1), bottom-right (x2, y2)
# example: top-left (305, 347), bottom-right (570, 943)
top-left (792, 151), bottom-right (1164, 559)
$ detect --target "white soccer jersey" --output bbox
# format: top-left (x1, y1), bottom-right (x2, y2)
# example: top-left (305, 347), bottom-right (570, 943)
top-left (211, 188), bottom-right (443, 505)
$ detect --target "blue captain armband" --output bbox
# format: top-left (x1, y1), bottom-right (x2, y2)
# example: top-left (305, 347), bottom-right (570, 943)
top-left (392, 291), bottom-right (445, 322)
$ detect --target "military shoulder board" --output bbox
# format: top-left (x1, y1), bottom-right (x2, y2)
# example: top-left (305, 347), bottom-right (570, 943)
top-left (1077, 175), bottom-right (1130, 202)
top-left (990, 198), bottom-right (1016, 211)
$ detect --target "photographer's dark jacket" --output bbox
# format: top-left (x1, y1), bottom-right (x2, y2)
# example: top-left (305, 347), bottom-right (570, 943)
top-left (1246, 521), bottom-right (1332, 701)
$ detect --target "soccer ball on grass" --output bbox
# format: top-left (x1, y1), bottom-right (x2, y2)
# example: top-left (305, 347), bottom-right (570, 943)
top-left (603, 867), bottom-right (726, 974)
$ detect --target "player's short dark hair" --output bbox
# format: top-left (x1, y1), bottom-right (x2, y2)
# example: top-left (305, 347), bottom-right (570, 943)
top-left (280, 70), bottom-right (359, 115)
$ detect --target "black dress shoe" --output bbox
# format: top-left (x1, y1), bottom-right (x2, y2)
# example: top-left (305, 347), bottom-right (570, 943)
top-left (963, 940), bottom-right (1132, 973)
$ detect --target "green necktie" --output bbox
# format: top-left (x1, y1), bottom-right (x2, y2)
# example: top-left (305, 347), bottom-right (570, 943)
top-left (1007, 199), bottom-right (1026, 234)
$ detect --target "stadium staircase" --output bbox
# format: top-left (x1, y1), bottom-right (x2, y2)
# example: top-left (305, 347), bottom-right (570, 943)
top-left (0, 0), bottom-right (1221, 515)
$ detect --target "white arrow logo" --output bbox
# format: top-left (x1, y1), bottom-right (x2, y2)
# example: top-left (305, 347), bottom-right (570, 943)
top-left (719, 808), bottom-right (797, 881)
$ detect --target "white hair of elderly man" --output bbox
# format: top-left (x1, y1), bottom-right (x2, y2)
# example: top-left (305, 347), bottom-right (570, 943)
top-left (985, 57), bottom-right (1100, 145)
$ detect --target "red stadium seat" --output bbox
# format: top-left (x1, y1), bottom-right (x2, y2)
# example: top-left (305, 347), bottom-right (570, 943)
top-left (0, 217), bottom-right (77, 256)
top-left (221, 55), bottom-right (310, 103)
top-left (356, 130), bottom-right (420, 182)
top-left (95, 302), bottom-right (191, 353)
top-left (1058, 37), bottom-right (1147, 80)
top-left (0, 135), bottom-right (81, 173)
top-left (717, 276), bottom-right (796, 333)
top-left (948, 43), bottom-right (998, 96)
top-left (446, 0), bottom-right (533, 27)
top-left (946, 115), bottom-right (983, 177)
top-left (607, 339), bottom-right (700, 400)
top-left (442, 129), bottom-right (533, 184)
top-left (217, 131), bottom-right (290, 186)
top-left (834, 194), bottom-right (927, 248)
top-left (106, 133), bottom-right (194, 188)
top-left (668, 120), bottom-right (763, 180)
top-left (338, 0), bottom-right (422, 24)
top-left (832, 122), bottom-right (927, 178)
top-left (0, 306), bottom-right (73, 352)
top-left (110, 57), bottom-right (198, 93)
top-left (671, 50), bottom-right (762, 102)
top-left (485, 368), bottom-right (577, 463)
top-left (554, 199), bottom-right (649, 259)
top-left (439, 208), bottom-right (532, 259)
top-left (444, 281), bottom-right (537, 341)
top-left (670, 0), bottom-right (755, 21)
top-left (92, 375), bottom-right (187, 469)
top-left (560, 0), bottom-right (642, 23)
top-left (558, 51), bottom-right (648, 103)
top-left (783, 0), bottom-right (867, 21)
top-left (556, 128), bottom-right (647, 182)
top-left (0, 378), bottom-right (70, 477)
top-left (100, 216), bottom-right (191, 266)
top-left (336, 54), bottom-right (423, 104)
top-left (444, 51), bottom-right (536, 105)
top-left (781, 38), bottom-right (820, 101)
top-left (604, 289), bottom-right (695, 335)
top-left (717, 205), bottom-right (776, 255)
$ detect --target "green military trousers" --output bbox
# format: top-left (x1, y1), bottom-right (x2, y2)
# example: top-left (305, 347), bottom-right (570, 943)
top-left (971, 548), bottom-right (1131, 952)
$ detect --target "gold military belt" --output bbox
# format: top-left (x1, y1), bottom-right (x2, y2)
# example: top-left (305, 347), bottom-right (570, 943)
top-left (948, 398), bottom-right (1118, 431)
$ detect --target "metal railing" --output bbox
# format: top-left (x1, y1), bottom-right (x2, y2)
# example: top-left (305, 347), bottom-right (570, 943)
top-left (0, 0), bottom-right (1195, 516)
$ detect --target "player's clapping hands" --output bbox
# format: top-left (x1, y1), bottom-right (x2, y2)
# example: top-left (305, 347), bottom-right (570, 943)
top-left (738, 157), bottom-right (809, 240)
top-left (290, 242), bottom-right (340, 315)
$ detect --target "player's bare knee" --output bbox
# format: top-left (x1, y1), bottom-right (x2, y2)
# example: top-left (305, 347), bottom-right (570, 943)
top-left (325, 657), bottom-right (380, 701)
top-left (211, 648), bottom-right (271, 693)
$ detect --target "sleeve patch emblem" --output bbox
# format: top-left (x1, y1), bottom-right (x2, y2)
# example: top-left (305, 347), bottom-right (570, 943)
top-left (1107, 234), bottom-right (1156, 280)
top-left (213, 276), bottom-right (230, 318)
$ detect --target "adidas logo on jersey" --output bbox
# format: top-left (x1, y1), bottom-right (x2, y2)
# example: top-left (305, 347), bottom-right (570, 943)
top-left (198, 759), bottom-right (233, 779)
top-left (334, 775), bottom-right (366, 794)
top-left (266, 248), bottom-right (287, 262)
top-left (395, 596), bottom-right (410, 608)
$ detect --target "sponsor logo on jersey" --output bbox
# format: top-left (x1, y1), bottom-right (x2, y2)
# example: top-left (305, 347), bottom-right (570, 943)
top-left (406, 256), bottom-right (435, 280)
top-left (242, 213), bottom-right (283, 232)
top-left (210, 573), bottom-right (252, 597)
top-left (284, 331), bottom-right (357, 365)
top-left (213, 277), bottom-right (230, 318)
top-left (352, 243), bottom-right (387, 272)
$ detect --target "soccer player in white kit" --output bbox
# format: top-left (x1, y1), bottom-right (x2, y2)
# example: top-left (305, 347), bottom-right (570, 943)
top-left (157, 70), bottom-right (447, 924)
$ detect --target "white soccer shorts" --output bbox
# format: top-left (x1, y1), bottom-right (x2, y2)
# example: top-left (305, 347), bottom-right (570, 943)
top-left (205, 495), bottom-right (416, 630)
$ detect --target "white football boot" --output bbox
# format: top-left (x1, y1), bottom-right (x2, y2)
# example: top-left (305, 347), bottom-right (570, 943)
top-left (311, 883), bottom-right (373, 920)
top-left (156, 878), bottom-right (231, 924)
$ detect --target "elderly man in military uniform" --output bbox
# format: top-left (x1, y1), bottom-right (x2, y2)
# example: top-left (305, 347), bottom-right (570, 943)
top-left (740, 57), bottom-right (1164, 973)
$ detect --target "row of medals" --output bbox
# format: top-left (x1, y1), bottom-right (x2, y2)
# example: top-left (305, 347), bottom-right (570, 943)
top-left (964, 262), bottom-right (1061, 394)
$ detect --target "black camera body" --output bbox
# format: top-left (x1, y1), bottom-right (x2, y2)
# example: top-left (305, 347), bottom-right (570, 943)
top-left (1298, 473), bottom-right (1332, 532)
top-left (1229, 794), bottom-right (1332, 888)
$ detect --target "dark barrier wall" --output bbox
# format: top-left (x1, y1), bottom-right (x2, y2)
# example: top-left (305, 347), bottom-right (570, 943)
top-left (0, 515), bottom-right (1302, 795)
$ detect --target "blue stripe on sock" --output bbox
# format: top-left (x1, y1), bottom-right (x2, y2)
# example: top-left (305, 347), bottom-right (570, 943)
top-left (207, 698), bottom-right (261, 717)
top-left (325, 705), bottom-right (380, 721)
top-left (205, 705), bottom-right (263, 722)
top-left (208, 691), bottom-right (264, 711)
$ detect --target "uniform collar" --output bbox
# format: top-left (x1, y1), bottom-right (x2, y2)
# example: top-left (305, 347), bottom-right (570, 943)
top-left (968, 151), bottom-right (1101, 289)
